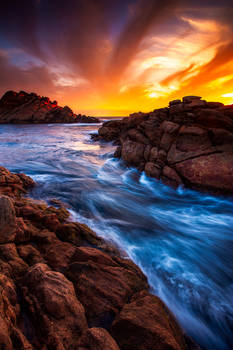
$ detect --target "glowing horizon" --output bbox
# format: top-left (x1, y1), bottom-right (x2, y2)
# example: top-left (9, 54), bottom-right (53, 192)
top-left (1, 1), bottom-right (233, 116)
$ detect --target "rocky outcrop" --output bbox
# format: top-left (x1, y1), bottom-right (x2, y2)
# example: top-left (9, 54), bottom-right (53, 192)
top-left (0, 166), bottom-right (194, 349)
top-left (97, 96), bottom-right (233, 194)
top-left (0, 90), bottom-right (99, 124)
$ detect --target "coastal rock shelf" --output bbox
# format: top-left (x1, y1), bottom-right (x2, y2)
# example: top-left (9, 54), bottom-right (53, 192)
top-left (0, 90), bottom-right (99, 124)
top-left (0, 166), bottom-right (195, 350)
top-left (96, 96), bottom-right (233, 194)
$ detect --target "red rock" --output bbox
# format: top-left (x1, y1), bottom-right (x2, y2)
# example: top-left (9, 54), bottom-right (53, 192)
top-left (127, 129), bottom-right (149, 144)
top-left (145, 162), bottom-right (161, 179)
top-left (41, 238), bottom-right (76, 272)
top-left (0, 167), bottom-right (196, 349)
top-left (0, 244), bottom-right (29, 280)
top-left (196, 109), bottom-right (233, 131)
top-left (121, 140), bottom-right (145, 165)
top-left (149, 147), bottom-right (159, 162)
top-left (169, 99), bottom-right (182, 106)
top-left (96, 96), bottom-right (233, 194)
top-left (175, 153), bottom-right (233, 193)
top-left (111, 293), bottom-right (186, 350)
top-left (22, 263), bottom-right (88, 349)
top-left (0, 274), bottom-right (32, 350)
top-left (77, 327), bottom-right (120, 350)
top-left (68, 254), bottom-right (148, 327)
top-left (160, 132), bottom-right (175, 151)
top-left (205, 102), bottom-right (224, 109)
top-left (161, 166), bottom-right (183, 188)
top-left (161, 121), bottom-right (180, 134)
top-left (0, 167), bottom-right (34, 197)
top-left (0, 90), bottom-right (99, 124)
top-left (17, 244), bottom-right (44, 266)
top-left (71, 246), bottom-right (119, 267)
top-left (0, 196), bottom-right (16, 243)
top-left (183, 96), bottom-right (206, 109)
top-left (210, 128), bottom-right (233, 145)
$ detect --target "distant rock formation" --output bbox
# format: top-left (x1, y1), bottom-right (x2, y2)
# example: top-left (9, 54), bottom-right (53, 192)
top-left (0, 165), bottom-right (196, 349)
top-left (0, 90), bottom-right (99, 123)
top-left (96, 96), bottom-right (233, 195)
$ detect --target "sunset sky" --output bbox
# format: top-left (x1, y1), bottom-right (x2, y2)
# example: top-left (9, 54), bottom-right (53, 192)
top-left (0, 0), bottom-right (233, 116)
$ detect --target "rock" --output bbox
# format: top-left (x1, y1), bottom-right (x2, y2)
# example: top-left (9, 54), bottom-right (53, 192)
top-left (183, 96), bottom-right (201, 103)
top-left (127, 129), bottom-right (149, 144)
top-left (67, 252), bottom-right (148, 327)
top-left (196, 109), bottom-right (233, 131)
top-left (182, 96), bottom-right (206, 109)
top-left (0, 90), bottom-right (99, 124)
top-left (114, 146), bottom-right (122, 158)
top-left (98, 125), bottom-right (121, 141)
top-left (0, 273), bottom-right (33, 350)
top-left (175, 153), bottom-right (233, 193)
top-left (22, 263), bottom-right (88, 348)
top-left (77, 327), bottom-right (120, 350)
top-left (111, 293), bottom-right (186, 350)
top-left (210, 128), bottom-right (233, 145)
top-left (161, 166), bottom-right (183, 188)
top-left (0, 166), bottom-right (34, 197)
top-left (121, 140), bottom-right (145, 166)
top-left (144, 145), bottom-right (152, 161)
top-left (96, 95), bottom-right (233, 194)
top-left (0, 166), bottom-right (199, 349)
top-left (161, 121), bottom-right (180, 134)
top-left (169, 103), bottom-right (184, 114)
top-left (160, 132), bottom-right (175, 152)
top-left (0, 243), bottom-right (28, 280)
top-left (17, 244), bottom-right (44, 266)
top-left (205, 102), bottom-right (224, 109)
top-left (169, 99), bottom-right (182, 106)
top-left (176, 126), bottom-right (211, 152)
top-left (0, 196), bottom-right (16, 243)
top-left (149, 147), bottom-right (159, 162)
top-left (145, 162), bottom-right (161, 179)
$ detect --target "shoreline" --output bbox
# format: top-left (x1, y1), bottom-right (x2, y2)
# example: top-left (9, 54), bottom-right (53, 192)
top-left (0, 166), bottom-right (198, 349)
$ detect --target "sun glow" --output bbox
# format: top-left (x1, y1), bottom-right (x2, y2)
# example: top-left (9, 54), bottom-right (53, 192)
top-left (147, 92), bottom-right (158, 98)
top-left (222, 93), bottom-right (233, 97)
top-left (1, 3), bottom-right (233, 116)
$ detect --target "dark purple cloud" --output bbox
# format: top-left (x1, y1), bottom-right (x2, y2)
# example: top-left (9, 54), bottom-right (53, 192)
top-left (0, 0), bottom-right (232, 101)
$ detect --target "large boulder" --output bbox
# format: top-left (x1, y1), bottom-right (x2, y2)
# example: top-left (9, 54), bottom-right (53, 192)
top-left (175, 152), bottom-right (233, 193)
top-left (121, 140), bottom-right (145, 166)
top-left (111, 293), bottom-right (186, 350)
top-left (22, 263), bottom-right (88, 349)
top-left (67, 247), bottom-right (148, 327)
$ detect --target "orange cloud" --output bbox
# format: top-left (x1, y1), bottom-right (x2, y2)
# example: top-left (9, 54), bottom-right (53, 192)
top-left (0, 1), bottom-right (233, 115)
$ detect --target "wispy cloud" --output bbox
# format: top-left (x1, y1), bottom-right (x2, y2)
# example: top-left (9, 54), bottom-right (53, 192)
top-left (0, 0), bottom-right (233, 115)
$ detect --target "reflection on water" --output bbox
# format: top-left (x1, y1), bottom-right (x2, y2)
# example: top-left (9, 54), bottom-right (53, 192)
top-left (0, 123), bottom-right (233, 350)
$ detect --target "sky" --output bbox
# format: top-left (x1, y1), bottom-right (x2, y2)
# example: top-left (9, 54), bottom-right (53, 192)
top-left (0, 0), bottom-right (233, 116)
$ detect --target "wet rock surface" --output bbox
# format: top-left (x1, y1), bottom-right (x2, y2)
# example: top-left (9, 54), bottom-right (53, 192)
top-left (97, 96), bottom-right (233, 194)
top-left (0, 167), bottom-right (193, 349)
top-left (0, 90), bottom-right (99, 124)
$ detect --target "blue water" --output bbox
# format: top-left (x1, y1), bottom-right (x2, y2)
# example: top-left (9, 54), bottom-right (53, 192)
top-left (0, 123), bottom-right (233, 350)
